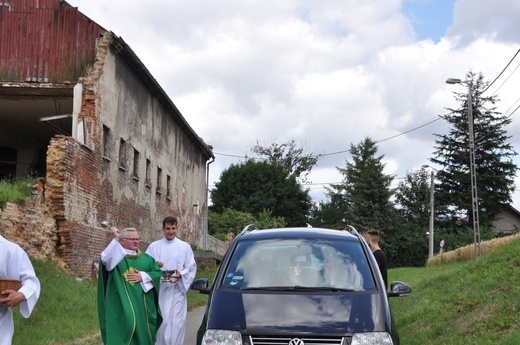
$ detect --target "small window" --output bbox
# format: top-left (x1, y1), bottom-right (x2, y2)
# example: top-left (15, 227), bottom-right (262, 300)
top-left (133, 148), bottom-right (140, 178)
top-left (166, 174), bottom-right (172, 199)
top-left (102, 125), bottom-right (111, 159)
top-left (119, 138), bottom-right (127, 170)
top-left (145, 159), bottom-right (152, 186)
top-left (156, 167), bottom-right (162, 193)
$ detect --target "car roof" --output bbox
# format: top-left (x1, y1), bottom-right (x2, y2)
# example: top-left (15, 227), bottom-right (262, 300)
top-left (238, 227), bottom-right (361, 242)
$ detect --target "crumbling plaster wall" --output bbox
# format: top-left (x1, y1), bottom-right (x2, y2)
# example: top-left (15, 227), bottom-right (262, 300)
top-left (43, 33), bottom-right (210, 276)
top-left (95, 33), bottom-right (209, 244)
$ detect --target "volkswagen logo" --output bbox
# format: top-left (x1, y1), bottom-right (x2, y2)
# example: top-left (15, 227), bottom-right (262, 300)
top-left (288, 338), bottom-right (305, 345)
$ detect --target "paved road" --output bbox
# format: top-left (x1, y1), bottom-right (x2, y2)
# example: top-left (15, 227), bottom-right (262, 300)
top-left (185, 306), bottom-right (206, 345)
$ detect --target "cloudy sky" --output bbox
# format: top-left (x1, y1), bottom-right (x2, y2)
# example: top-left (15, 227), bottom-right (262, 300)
top-left (69, 0), bottom-right (520, 208)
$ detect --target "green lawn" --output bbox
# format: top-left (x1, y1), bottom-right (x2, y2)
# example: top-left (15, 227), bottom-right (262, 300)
top-left (389, 236), bottom-right (520, 344)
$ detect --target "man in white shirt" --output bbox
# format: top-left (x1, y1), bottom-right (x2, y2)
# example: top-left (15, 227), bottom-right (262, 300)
top-left (146, 216), bottom-right (197, 345)
top-left (0, 235), bottom-right (41, 345)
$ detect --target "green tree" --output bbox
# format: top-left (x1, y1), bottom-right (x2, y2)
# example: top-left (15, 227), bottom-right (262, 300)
top-left (208, 208), bottom-right (257, 236)
top-left (384, 219), bottom-right (429, 268)
top-left (308, 196), bottom-right (350, 229)
top-left (390, 168), bottom-right (433, 266)
top-left (255, 209), bottom-right (287, 229)
top-left (208, 208), bottom-right (286, 240)
top-left (327, 137), bottom-right (394, 231)
top-left (251, 138), bottom-right (319, 183)
top-left (431, 71), bottom-right (518, 228)
top-left (210, 160), bottom-right (312, 226)
top-left (394, 167), bottom-right (431, 229)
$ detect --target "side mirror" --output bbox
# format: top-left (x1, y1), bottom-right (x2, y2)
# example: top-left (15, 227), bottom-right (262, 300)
top-left (387, 281), bottom-right (412, 297)
top-left (190, 278), bottom-right (211, 294)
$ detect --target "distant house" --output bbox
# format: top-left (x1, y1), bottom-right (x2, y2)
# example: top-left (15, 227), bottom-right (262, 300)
top-left (491, 205), bottom-right (520, 234)
top-left (0, 0), bottom-right (226, 275)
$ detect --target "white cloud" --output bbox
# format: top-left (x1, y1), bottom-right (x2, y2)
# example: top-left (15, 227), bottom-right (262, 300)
top-left (448, 0), bottom-right (520, 45)
top-left (70, 0), bottom-right (520, 208)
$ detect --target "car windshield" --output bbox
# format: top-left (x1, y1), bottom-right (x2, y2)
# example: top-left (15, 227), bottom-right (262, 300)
top-left (221, 237), bottom-right (376, 291)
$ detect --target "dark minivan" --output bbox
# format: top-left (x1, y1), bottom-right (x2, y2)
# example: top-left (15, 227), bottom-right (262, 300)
top-left (191, 226), bottom-right (412, 345)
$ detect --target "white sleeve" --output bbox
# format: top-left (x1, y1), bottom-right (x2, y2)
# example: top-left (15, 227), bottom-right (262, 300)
top-left (17, 251), bottom-right (41, 318)
top-left (139, 272), bottom-right (154, 292)
top-left (178, 245), bottom-right (197, 293)
top-left (100, 239), bottom-right (126, 271)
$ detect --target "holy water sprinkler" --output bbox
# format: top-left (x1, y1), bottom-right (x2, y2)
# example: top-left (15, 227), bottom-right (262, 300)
top-left (100, 220), bottom-right (110, 228)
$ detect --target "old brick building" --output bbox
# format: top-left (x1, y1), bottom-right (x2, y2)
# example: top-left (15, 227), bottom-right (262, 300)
top-left (0, 0), bottom-right (224, 275)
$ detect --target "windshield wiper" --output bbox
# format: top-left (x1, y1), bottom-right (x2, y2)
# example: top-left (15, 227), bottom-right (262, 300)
top-left (291, 286), bottom-right (357, 292)
top-left (241, 286), bottom-right (292, 291)
top-left (241, 286), bottom-right (357, 292)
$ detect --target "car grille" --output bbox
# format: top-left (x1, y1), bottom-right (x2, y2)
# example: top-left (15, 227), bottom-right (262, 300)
top-left (250, 335), bottom-right (349, 345)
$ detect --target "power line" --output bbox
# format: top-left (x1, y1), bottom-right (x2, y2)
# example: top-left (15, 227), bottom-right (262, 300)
top-left (212, 152), bottom-right (254, 159)
top-left (375, 117), bottom-right (442, 144)
top-left (482, 48), bottom-right (520, 95)
top-left (212, 49), bottom-right (520, 168)
top-left (214, 116), bottom-right (443, 160)
top-left (489, 61), bottom-right (520, 96)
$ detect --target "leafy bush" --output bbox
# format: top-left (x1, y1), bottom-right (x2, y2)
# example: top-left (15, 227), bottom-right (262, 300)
top-left (209, 207), bottom-right (286, 236)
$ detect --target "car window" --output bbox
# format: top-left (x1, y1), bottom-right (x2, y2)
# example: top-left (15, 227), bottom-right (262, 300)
top-left (221, 238), bottom-right (376, 291)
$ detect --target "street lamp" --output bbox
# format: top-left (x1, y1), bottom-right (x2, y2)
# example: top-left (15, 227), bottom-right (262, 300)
top-left (422, 165), bottom-right (435, 258)
top-left (446, 77), bottom-right (481, 259)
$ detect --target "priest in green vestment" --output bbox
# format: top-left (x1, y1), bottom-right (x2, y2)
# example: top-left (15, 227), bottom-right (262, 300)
top-left (98, 226), bottom-right (163, 345)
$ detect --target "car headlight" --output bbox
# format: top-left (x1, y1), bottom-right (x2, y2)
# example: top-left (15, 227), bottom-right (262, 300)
top-left (201, 330), bottom-right (242, 345)
top-left (351, 332), bottom-right (393, 345)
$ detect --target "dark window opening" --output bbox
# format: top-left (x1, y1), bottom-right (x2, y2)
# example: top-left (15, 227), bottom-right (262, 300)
top-left (166, 174), bottom-right (172, 199)
top-left (145, 159), bottom-right (151, 186)
top-left (156, 167), bottom-right (162, 193)
top-left (102, 125), bottom-right (111, 159)
top-left (119, 138), bottom-right (127, 170)
top-left (0, 146), bottom-right (17, 179)
top-left (133, 148), bottom-right (140, 178)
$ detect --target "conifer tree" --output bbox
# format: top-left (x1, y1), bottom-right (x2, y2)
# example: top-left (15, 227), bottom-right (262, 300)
top-left (328, 137), bottom-right (394, 231)
top-left (431, 71), bottom-right (518, 227)
top-left (394, 167), bottom-right (431, 229)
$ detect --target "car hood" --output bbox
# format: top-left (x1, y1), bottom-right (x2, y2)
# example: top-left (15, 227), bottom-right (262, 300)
top-left (206, 289), bottom-right (390, 335)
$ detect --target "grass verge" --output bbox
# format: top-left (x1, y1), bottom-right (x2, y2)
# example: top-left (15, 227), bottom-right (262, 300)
top-left (0, 177), bottom-right (36, 209)
top-left (390, 235), bottom-right (520, 344)
top-left (427, 232), bottom-right (520, 265)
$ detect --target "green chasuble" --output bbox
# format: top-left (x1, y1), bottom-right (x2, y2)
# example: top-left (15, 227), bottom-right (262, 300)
top-left (98, 250), bottom-right (163, 345)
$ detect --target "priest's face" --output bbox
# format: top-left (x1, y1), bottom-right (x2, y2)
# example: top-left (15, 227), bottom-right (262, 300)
top-left (120, 231), bottom-right (140, 250)
top-left (163, 222), bottom-right (178, 240)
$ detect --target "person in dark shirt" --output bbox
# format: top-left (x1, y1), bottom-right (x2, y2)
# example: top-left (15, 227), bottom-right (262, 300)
top-left (367, 229), bottom-right (388, 290)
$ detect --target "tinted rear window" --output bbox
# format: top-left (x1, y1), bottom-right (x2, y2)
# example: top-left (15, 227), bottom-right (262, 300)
top-left (221, 238), bottom-right (376, 291)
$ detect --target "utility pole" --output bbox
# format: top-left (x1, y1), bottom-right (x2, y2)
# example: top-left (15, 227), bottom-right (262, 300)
top-left (446, 78), bottom-right (481, 259)
top-left (422, 164), bottom-right (435, 259)
top-left (429, 169), bottom-right (434, 258)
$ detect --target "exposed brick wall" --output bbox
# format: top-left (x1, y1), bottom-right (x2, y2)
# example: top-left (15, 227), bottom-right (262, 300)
top-left (44, 133), bottom-right (205, 276)
top-left (0, 177), bottom-right (228, 276)
top-left (0, 180), bottom-right (60, 265)
top-left (46, 135), bottom-right (105, 274)
top-left (45, 135), bottom-right (158, 275)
